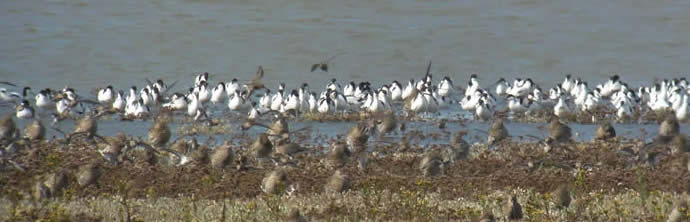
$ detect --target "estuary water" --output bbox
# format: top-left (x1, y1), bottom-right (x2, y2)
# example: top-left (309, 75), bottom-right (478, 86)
top-left (1, 0), bottom-right (690, 91)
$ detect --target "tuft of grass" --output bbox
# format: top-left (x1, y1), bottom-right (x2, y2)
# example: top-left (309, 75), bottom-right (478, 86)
top-left (574, 168), bottom-right (589, 193)
top-left (44, 153), bottom-right (62, 169)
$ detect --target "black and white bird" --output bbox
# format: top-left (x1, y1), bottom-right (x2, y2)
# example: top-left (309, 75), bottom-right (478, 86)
top-left (162, 93), bottom-right (186, 111)
top-left (97, 85), bottom-right (115, 105)
top-left (437, 76), bottom-right (454, 97)
top-left (34, 88), bottom-right (54, 110)
top-left (15, 100), bottom-right (34, 119)
top-left (210, 82), bottom-right (227, 104)
top-left (0, 86), bottom-right (31, 103)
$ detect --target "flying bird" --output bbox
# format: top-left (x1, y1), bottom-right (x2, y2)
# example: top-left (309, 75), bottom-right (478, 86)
top-left (310, 52), bottom-right (345, 72)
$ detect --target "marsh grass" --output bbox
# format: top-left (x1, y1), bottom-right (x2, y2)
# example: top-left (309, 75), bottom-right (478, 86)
top-left (489, 105), bottom-right (678, 124)
top-left (0, 189), bottom-right (685, 221)
top-left (3, 136), bottom-right (689, 221)
top-left (176, 123), bottom-right (233, 136)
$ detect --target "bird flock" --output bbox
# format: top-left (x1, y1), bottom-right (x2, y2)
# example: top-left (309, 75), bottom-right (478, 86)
top-left (1, 66), bottom-right (690, 222)
top-left (1, 65), bottom-right (689, 124)
top-left (2, 64), bottom-right (687, 173)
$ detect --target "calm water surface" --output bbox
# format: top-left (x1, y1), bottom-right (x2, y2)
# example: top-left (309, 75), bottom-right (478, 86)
top-left (2, 0), bottom-right (690, 92)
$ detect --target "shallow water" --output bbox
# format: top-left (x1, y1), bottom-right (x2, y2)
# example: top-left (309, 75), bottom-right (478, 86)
top-left (2, 0), bottom-right (690, 92)
top-left (7, 105), bottom-right (690, 149)
top-left (2, 0), bottom-right (690, 144)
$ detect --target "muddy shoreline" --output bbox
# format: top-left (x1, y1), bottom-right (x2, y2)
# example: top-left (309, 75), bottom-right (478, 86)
top-left (1, 116), bottom-right (689, 221)
top-left (4, 138), bottom-right (688, 198)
